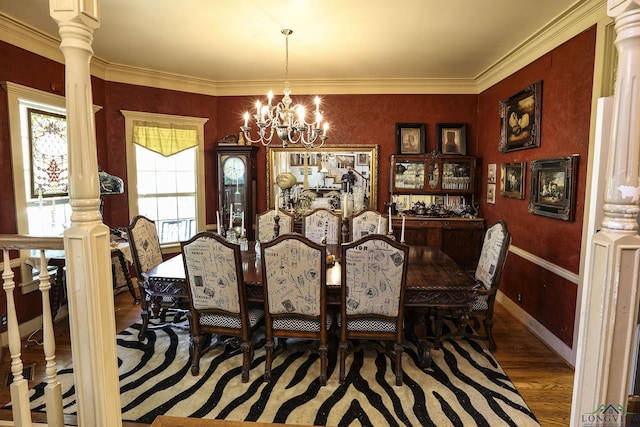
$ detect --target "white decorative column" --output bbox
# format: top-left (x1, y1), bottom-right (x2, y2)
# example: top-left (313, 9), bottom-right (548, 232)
top-left (49, 1), bottom-right (122, 426)
top-left (572, 1), bottom-right (640, 425)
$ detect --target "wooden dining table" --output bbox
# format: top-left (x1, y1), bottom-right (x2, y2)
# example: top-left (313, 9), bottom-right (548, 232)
top-left (147, 242), bottom-right (477, 368)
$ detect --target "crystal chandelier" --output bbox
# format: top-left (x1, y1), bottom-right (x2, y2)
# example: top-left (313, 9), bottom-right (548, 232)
top-left (240, 29), bottom-right (329, 148)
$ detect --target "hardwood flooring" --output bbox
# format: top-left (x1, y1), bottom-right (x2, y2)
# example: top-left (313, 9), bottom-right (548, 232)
top-left (0, 291), bottom-right (574, 426)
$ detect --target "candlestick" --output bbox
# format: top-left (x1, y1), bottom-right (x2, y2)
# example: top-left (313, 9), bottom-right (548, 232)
top-left (400, 215), bottom-right (406, 243)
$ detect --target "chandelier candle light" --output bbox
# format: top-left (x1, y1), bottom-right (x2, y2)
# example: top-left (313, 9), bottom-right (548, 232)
top-left (241, 29), bottom-right (329, 148)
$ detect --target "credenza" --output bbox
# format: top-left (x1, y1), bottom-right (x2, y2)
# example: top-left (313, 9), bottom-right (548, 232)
top-left (391, 216), bottom-right (485, 271)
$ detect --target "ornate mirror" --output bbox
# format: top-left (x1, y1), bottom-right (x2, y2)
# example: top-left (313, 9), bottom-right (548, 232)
top-left (266, 145), bottom-right (379, 213)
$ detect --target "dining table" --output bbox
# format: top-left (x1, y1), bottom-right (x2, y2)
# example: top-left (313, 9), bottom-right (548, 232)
top-left (147, 242), bottom-right (477, 368)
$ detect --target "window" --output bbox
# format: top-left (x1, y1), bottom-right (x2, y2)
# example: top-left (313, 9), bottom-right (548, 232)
top-left (122, 111), bottom-right (208, 248)
top-left (5, 82), bottom-right (72, 238)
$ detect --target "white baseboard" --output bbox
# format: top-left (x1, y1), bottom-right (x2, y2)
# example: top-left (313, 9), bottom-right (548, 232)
top-left (497, 291), bottom-right (576, 367)
top-left (0, 315), bottom-right (45, 349)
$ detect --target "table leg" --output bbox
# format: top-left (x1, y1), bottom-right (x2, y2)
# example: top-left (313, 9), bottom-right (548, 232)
top-left (405, 308), bottom-right (432, 369)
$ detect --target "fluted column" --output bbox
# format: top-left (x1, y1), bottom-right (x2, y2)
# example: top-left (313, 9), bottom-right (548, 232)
top-left (572, 2), bottom-right (640, 425)
top-left (49, 1), bottom-right (122, 426)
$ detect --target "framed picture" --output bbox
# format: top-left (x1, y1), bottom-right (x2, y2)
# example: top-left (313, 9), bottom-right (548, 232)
top-left (357, 153), bottom-right (369, 166)
top-left (499, 80), bottom-right (542, 153)
top-left (500, 162), bottom-right (526, 199)
top-left (396, 123), bottom-right (426, 154)
top-left (436, 123), bottom-right (467, 155)
top-left (336, 155), bottom-right (355, 169)
top-left (487, 163), bottom-right (497, 183)
top-left (528, 155), bottom-right (579, 221)
top-left (487, 183), bottom-right (496, 204)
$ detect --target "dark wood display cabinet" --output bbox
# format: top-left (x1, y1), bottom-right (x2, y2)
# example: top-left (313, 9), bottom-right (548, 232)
top-left (390, 154), bottom-right (483, 271)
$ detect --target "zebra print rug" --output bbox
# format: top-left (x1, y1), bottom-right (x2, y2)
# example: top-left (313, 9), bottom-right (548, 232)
top-left (26, 318), bottom-right (539, 426)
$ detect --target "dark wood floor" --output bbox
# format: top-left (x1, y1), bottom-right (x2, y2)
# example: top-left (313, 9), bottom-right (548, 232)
top-left (0, 291), bottom-right (574, 427)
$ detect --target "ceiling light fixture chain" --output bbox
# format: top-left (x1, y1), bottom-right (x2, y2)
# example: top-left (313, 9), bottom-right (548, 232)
top-left (240, 29), bottom-right (329, 148)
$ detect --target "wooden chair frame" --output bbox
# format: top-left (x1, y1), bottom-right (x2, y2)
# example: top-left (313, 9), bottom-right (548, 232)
top-left (128, 215), bottom-right (189, 341)
top-left (339, 234), bottom-right (409, 386)
top-left (260, 234), bottom-right (329, 385)
top-left (181, 231), bottom-right (263, 382)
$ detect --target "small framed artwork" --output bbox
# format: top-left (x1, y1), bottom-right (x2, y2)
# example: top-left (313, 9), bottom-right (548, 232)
top-left (436, 123), bottom-right (467, 155)
top-left (487, 163), bottom-right (497, 183)
top-left (500, 162), bottom-right (526, 199)
top-left (357, 153), bottom-right (369, 166)
top-left (487, 183), bottom-right (496, 204)
top-left (396, 123), bottom-right (426, 155)
top-left (528, 155), bottom-right (579, 221)
top-left (336, 155), bottom-right (355, 169)
top-left (499, 80), bottom-right (542, 153)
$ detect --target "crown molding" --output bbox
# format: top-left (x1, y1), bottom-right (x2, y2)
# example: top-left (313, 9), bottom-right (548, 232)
top-left (476, 0), bottom-right (609, 92)
top-left (1, 1), bottom-right (608, 97)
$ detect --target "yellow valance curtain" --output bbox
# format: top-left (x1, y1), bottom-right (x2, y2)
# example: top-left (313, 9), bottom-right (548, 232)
top-left (132, 120), bottom-right (199, 156)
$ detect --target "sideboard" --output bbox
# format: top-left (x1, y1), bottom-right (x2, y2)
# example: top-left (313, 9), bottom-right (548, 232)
top-left (392, 216), bottom-right (485, 271)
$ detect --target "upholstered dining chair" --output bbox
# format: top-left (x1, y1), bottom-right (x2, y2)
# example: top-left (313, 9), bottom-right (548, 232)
top-left (256, 209), bottom-right (295, 242)
top-left (339, 234), bottom-right (409, 386)
top-left (349, 209), bottom-right (386, 242)
top-left (260, 234), bottom-right (330, 386)
top-left (128, 215), bottom-right (189, 341)
top-left (433, 220), bottom-right (511, 351)
top-left (302, 208), bottom-right (342, 245)
top-left (181, 231), bottom-right (264, 381)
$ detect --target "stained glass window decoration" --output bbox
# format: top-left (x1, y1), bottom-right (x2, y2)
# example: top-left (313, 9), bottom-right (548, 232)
top-left (28, 108), bottom-right (69, 197)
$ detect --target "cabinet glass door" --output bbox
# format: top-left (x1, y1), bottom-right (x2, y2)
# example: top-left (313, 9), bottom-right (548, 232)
top-left (442, 160), bottom-right (472, 191)
top-left (394, 159), bottom-right (425, 190)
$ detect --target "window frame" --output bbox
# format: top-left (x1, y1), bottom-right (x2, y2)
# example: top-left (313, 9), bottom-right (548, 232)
top-left (121, 110), bottom-right (208, 252)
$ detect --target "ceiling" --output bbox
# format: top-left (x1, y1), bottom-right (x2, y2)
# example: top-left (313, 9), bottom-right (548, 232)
top-left (0, 0), bottom-right (584, 91)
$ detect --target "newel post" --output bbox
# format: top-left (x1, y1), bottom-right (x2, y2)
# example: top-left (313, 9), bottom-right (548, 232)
top-left (49, 1), bottom-right (122, 426)
top-left (571, 1), bottom-right (640, 425)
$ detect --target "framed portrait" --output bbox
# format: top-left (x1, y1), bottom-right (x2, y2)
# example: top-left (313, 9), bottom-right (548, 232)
top-left (487, 163), bottom-right (497, 183)
top-left (357, 153), bottom-right (369, 166)
top-left (487, 183), bottom-right (496, 204)
top-left (436, 123), bottom-right (467, 155)
top-left (528, 155), bottom-right (579, 221)
top-left (500, 162), bottom-right (526, 199)
top-left (499, 80), bottom-right (542, 153)
top-left (396, 123), bottom-right (426, 154)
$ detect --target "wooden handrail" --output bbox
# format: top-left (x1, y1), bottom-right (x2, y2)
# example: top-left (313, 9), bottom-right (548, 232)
top-left (0, 234), bottom-right (64, 251)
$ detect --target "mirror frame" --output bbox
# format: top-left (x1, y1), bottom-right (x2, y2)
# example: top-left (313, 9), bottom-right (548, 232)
top-left (266, 144), bottom-right (379, 211)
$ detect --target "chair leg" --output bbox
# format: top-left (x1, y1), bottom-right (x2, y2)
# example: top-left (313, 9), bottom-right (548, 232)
top-left (484, 317), bottom-right (496, 351)
top-left (319, 343), bottom-right (328, 386)
top-left (190, 334), bottom-right (201, 375)
top-left (394, 342), bottom-right (403, 386)
top-left (339, 341), bottom-right (348, 384)
top-left (241, 340), bottom-right (252, 383)
top-left (138, 295), bottom-right (151, 341)
top-left (264, 339), bottom-right (274, 382)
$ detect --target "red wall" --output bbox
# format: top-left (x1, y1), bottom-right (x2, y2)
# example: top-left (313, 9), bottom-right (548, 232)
top-left (0, 26), bottom-right (598, 348)
top-left (476, 26), bottom-right (596, 346)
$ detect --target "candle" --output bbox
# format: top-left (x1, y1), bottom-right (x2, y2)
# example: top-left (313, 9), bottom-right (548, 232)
top-left (401, 215), bottom-right (406, 243)
top-left (268, 90), bottom-right (273, 105)
top-left (315, 96), bottom-right (320, 111)
top-left (216, 210), bottom-right (221, 234)
top-left (377, 215), bottom-right (382, 234)
top-left (229, 204), bottom-right (233, 229)
top-left (275, 192), bottom-right (279, 215)
top-left (323, 122), bottom-right (328, 136)
top-left (343, 193), bottom-right (349, 218)
top-left (388, 205), bottom-right (392, 233)
top-left (241, 212), bottom-right (245, 236)
top-left (243, 112), bottom-right (249, 128)
top-left (255, 100), bottom-right (261, 116)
